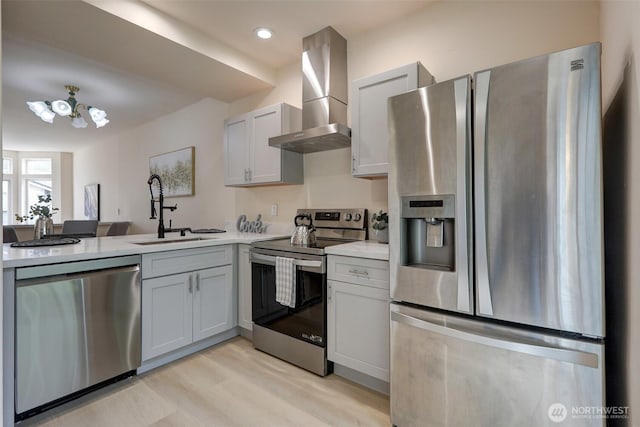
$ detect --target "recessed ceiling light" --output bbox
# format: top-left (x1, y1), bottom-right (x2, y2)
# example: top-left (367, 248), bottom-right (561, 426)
top-left (254, 27), bottom-right (273, 40)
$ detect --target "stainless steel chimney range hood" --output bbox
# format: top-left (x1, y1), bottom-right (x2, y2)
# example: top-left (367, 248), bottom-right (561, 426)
top-left (269, 26), bottom-right (351, 154)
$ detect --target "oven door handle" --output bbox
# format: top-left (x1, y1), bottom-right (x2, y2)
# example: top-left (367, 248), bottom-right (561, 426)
top-left (250, 252), bottom-right (325, 274)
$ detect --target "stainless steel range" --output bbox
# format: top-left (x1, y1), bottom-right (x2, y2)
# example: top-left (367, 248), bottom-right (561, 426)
top-left (250, 208), bottom-right (368, 376)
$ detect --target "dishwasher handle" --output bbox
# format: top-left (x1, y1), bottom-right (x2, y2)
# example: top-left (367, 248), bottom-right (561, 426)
top-left (16, 255), bottom-right (141, 281)
top-left (17, 262), bottom-right (140, 287)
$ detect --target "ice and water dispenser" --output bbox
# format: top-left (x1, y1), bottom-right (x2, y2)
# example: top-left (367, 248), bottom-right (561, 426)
top-left (388, 77), bottom-right (472, 313)
top-left (400, 195), bottom-right (455, 272)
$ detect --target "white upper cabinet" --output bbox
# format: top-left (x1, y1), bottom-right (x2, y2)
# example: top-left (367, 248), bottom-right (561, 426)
top-left (224, 114), bottom-right (250, 186)
top-left (224, 103), bottom-right (303, 186)
top-left (351, 62), bottom-right (433, 178)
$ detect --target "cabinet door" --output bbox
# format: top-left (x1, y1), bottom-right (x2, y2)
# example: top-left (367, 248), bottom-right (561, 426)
top-left (224, 114), bottom-right (250, 185)
top-left (327, 280), bottom-right (390, 381)
top-left (237, 244), bottom-right (253, 330)
top-left (352, 64), bottom-right (424, 177)
top-left (192, 265), bottom-right (236, 341)
top-left (250, 105), bottom-right (282, 184)
top-left (142, 273), bottom-right (192, 361)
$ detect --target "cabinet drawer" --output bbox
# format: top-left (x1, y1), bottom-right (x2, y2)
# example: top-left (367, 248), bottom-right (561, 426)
top-left (142, 245), bottom-right (233, 279)
top-left (327, 255), bottom-right (389, 289)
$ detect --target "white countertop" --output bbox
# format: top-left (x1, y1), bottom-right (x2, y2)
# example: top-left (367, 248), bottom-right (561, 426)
top-left (324, 241), bottom-right (389, 261)
top-left (2, 231), bottom-right (287, 269)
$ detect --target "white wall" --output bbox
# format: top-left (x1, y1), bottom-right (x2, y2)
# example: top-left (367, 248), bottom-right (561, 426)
top-left (600, 0), bottom-right (640, 423)
top-left (73, 98), bottom-right (235, 234)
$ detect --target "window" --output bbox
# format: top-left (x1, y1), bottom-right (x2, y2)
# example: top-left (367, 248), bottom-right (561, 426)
top-left (2, 152), bottom-right (63, 225)
top-left (2, 179), bottom-right (10, 225)
top-left (21, 158), bottom-right (53, 221)
top-left (3, 157), bottom-right (13, 225)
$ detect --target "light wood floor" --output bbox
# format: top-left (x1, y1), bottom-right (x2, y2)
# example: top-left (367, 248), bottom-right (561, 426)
top-left (23, 337), bottom-right (390, 427)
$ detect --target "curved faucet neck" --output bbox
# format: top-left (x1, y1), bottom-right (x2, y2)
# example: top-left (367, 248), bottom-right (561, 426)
top-left (148, 174), bottom-right (166, 238)
top-left (148, 174), bottom-right (164, 196)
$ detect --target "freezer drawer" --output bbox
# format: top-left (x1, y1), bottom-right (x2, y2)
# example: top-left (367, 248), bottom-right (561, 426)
top-left (390, 304), bottom-right (604, 427)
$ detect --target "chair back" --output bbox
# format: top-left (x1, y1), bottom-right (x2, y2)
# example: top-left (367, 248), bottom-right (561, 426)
top-left (106, 222), bottom-right (130, 236)
top-left (61, 220), bottom-right (99, 237)
top-left (3, 226), bottom-right (19, 243)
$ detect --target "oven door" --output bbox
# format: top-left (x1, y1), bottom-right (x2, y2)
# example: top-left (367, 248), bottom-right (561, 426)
top-left (250, 248), bottom-right (327, 346)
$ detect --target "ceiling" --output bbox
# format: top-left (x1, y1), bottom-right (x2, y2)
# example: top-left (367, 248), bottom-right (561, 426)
top-left (2, 0), bottom-right (432, 152)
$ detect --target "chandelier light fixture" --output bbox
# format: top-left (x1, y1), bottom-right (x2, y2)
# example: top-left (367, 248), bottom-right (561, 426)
top-left (27, 85), bottom-right (109, 129)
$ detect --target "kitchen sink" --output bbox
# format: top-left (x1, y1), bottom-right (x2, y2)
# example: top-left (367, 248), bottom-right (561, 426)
top-left (130, 237), bottom-right (213, 245)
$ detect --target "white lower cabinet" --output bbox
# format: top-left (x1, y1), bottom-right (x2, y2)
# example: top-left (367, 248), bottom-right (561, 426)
top-left (142, 272), bottom-right (193, 360)
top-left (327, 255), bottom-right (390, 382)
top-left (141, 246), bottom-right (236, 361)
top-left (192, 266), bottom-right (235, 341)
top-left (237, 244), bottom-right (252, 331)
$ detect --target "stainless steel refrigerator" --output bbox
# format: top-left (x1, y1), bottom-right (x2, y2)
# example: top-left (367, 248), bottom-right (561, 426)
top-left (388, 43), bottom-right (604, 426)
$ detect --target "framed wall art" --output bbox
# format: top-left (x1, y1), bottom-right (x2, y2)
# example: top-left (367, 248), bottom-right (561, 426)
top-left (84, 183), bottom-right (100, 221)
top-left (149, 146), bottom-right (195, 197)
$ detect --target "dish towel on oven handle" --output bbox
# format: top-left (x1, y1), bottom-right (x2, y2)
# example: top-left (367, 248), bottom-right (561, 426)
top-left (275, 256), bottom-right (296, 308)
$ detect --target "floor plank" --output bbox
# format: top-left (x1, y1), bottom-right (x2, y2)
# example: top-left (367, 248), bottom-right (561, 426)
top-left (23, 337), bottom-right (390, 427)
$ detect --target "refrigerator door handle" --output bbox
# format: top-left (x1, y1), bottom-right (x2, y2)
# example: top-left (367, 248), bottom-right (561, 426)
top-left (391, 310), bottom-right (599, 368)
top-left (454, 76), bottom-right (471, 313)
top-left (474, 70), bottom-right (494, 316)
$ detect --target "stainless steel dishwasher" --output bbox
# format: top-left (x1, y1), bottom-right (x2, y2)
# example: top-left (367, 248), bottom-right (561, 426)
top-left (15, 255), bottom-right (141, 419)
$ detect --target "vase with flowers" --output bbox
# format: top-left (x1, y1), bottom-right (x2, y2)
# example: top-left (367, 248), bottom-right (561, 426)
top-left (15, 194), bottom-right (59, 239)
top-left (371, 210), bottom-right (389, 244)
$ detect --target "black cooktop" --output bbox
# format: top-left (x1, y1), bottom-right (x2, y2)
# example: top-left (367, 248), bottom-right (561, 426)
top-left (251, 237), bottom-right (349, 256)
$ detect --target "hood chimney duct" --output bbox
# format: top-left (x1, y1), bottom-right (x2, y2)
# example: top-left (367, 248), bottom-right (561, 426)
top-left (269, 26), bottom-right (351, 153)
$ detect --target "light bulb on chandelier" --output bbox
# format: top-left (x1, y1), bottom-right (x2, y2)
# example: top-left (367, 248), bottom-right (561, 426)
top-left (27, 85), bottom-right (109, 128)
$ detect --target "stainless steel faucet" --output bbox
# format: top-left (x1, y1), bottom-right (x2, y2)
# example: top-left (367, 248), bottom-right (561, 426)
top-left (147, 174), bottom-right (177, 238)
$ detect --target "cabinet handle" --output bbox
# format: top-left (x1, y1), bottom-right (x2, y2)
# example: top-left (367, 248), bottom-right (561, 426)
top-left (248, 168), bottom-right (252, 182)
top-left (349, 268), bottom-right (369, 276)
top-left (244, 168), bottom-right (248, 182)
top-left (328, 284), bottom-right (331, 301)
top-left (195, 272), bottom-right (200, 292)
top-left (352, 155), bottom-right (357, 173)
top-left (188, 275), bottom-right (193, 293)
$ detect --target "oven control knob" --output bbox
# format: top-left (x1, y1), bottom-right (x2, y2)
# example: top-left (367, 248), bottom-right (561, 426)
top-left (344, 213), bottom-right (352, 221)
top-left (353, 213), bottom-right (362, 222)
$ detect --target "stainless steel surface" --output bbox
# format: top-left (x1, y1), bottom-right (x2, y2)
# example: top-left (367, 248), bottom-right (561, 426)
top-left (252, 208), bottom-right (368, 256)
top-left (301, 97), bottom-right (347, 130)
top-left (473, 43), bottom-right (603, 336)
top-left (15, 259), bottom-right (141, 415)
top-left (250, 207), bottom-right (366, 377)
top-left (301, 26), bottom-right (347, 104)
top-left (390, 304), bottom-right (605, 427)
top-left (253, 324), bottom-right (330, 376)
top-left (474, 70), bottom-right (493, 316)
top-left (16, 255), bottom-right (141, 280)
top-left (391, 309), bottom-right (598, 367)
top-left (269, 123), bottom-right (351, 153)
top-left (388, 43), bottom-right (605, 427)
top-left (388, 75), bottom-right (473, 313)
top-left (270, 26), bottom-right (350, 153)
